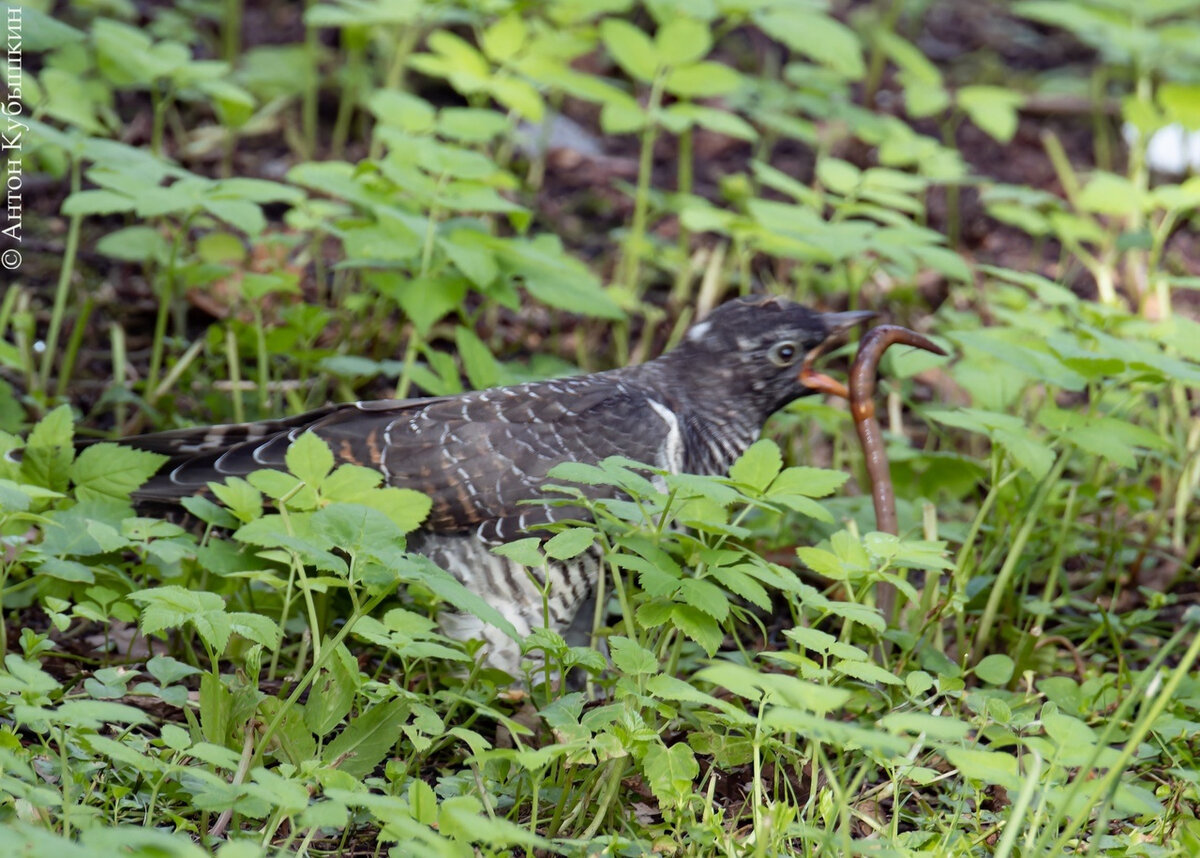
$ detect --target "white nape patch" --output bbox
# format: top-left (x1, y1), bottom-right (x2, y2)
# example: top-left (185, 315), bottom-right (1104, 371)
top-left (647, 399), bottom-right (683, 473)
top-left (686, 320), bottom-right (712, 342)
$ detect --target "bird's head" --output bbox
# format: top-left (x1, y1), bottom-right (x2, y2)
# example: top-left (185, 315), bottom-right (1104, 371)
top-left (666, 296), bottom-right (874, 418)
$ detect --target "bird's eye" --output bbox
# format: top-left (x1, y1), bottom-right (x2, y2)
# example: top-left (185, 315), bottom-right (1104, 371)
top-left (768, 341), bottom-right (799, 366)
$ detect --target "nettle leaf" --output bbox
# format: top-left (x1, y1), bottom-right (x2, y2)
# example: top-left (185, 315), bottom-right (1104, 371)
top-left (454, 325), bottom-right (501, 391)
top-left (671, 604), bottom-right (723, 655)
top-left (834, 660), bottom-right (904, 687)
top-left (768, 466), bottom-right (849, 499)
top-left (403, 554), bottom-right (520, 641)
top-left (728, 439), bottom-right (782, 492)
top-left (209, 477), bottom-right (263, 524)
top-left (227, 612), bottom-right (281, 650)
top-left (709, 566), bottom-right (770, 610)
top-left (353, 487), bottom-right (431, 534)
top-left (69, 444), bottom-right (166, 502)
top-left (321, 465), bottom-right (384, 501)
top-left (20, 404), bottom-right (74, 492)
top-left (543, 527), bottom-right (596, 560)
top-left (285, 432), bottom-right (334, 490)
top-left (642, 742), bottom-right (699, 811)
top-left (678, 578), bottom-right (729, 621)
top-left (492, 537), bottom-right (544, 568)
top-left (609, 635), bottom-right (658, 675)
top-left (311, 503), bottom-right (403, 558)
top-left (130, 586), bottom-right (235, 654)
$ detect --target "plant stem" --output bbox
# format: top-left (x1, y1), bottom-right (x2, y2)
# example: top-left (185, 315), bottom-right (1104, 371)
top-left (39, 157), bottom-right (82, 397)
top-left (54, 294), bottom-right (93, 401)
top-left (620, 73), bottom-right (666, 297)
top-left (225, 325), bottom-right (245, 424)
top-left (971, 452), bottom-right (1069, 662)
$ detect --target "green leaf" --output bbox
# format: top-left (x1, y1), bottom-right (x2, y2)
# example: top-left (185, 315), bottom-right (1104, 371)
top-left (97, 225), bottom-right (170, 263)
top-left (438, 794), bottom-right (551, 849)
top-left (543, 527), bottom-right (596, 560)
top-left (678, 578), bottom-right (729, 621)
top-left (490, 75), bottom-right (544, 122)
top-left (49, 700), bottom-right (152, 729)
top-left (62, 189), bottom-right (135, 216)
top-left (957, 86), bottom-right (1022, 143)
top-left (34, 557), bottom-right (95, 583)
top-left (944, 746), bottom-right (1022, 790)
top-left (322, 699), bottom-right (407, 779)
top-left (491, 537), bottom-right (544, 568)
top-left (311, 503), bottom-right (404, 559)
top-left (69, 444), bottom-right (166, 502)
top-left (974, 654), bottom-right (1015, 685)
top-left (609, 636), bottom-right (658, 675)
top-left (501, 236), bottom-right (624, 319)
top-left (304, 644), bottom-right (360, 737)
top-left (817, 158), bottom-right (861, 195)
top-left (130, 586), bottom-right (234, 655)
top-left (834, 661), bottom-right (904, 686)
top-left (642, 742), bottom-right (699, 811)
top-left (665, 104), bottom-right (758, 141)
top-left (671, 604), bottom-right (722, 655)
top-left (351, 487), bottom-right (431, 534)
top-left (664, 62), bottom-right (742, 97)
top-left (209, 477), bottom-right (263, 524)
top-left (728, 439), bottom-right (782, 491)
top-left (227, 612), bottom-right (281, 650)
top-left (655, 17), bottom-right (711, 66)
top-left (760, 9), bottom-right (864, 79)
top-left (20, 404), bottom-right (74, 492)
top-left (481, 14), bottom-right (527, 63)
top-left (1077, 171), bottom-right (1146, 216)
top-left (454, 325), bottom-right (501, 391)
top-left (601, 18), bottom-right (660, 82)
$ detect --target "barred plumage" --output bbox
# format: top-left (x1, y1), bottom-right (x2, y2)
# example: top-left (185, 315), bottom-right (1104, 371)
top-left (123, 297), bottom-right (873, 673)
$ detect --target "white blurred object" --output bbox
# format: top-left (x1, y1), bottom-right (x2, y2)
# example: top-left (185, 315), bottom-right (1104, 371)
top-left (1122, 122), bottom-right (1200, 175)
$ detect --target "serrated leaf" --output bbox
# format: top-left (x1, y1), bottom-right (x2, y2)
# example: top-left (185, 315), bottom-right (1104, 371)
top-left (209, 477), bottom-right (263, 523)
top-left (728, 439), bottom-right (782, 491)
top-left (609, 635), bottom-right (658, 675)
top-left (69, 443), bottom-right (166, 502)
top-left (678, 578), bottom-right (729, 621)
top-left (834, 660), bottom-right (904, 686)
top-left (642, 742), bottom-right (699, 810)
top-left (286, 431), bottom-right (334, 490)
top-left (20, 405), bottom-right (74, 491)
top-left (671, 604), bottom-right (723, 655)
top-left (543, 527), bottom-right (596, 560)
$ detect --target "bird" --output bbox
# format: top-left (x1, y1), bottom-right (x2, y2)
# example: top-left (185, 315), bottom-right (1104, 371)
top-left (122, 296), bottom-right (874, 673)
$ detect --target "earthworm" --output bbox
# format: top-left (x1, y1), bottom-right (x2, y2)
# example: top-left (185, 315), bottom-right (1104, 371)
top-left (800, 324), bottom-right (946, 617)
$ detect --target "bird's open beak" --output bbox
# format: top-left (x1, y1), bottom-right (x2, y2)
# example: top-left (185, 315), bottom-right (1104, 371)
top-left (797, 310), bottom-right (877, 397)
top-left (819, 310), bottom-right (877, 342)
